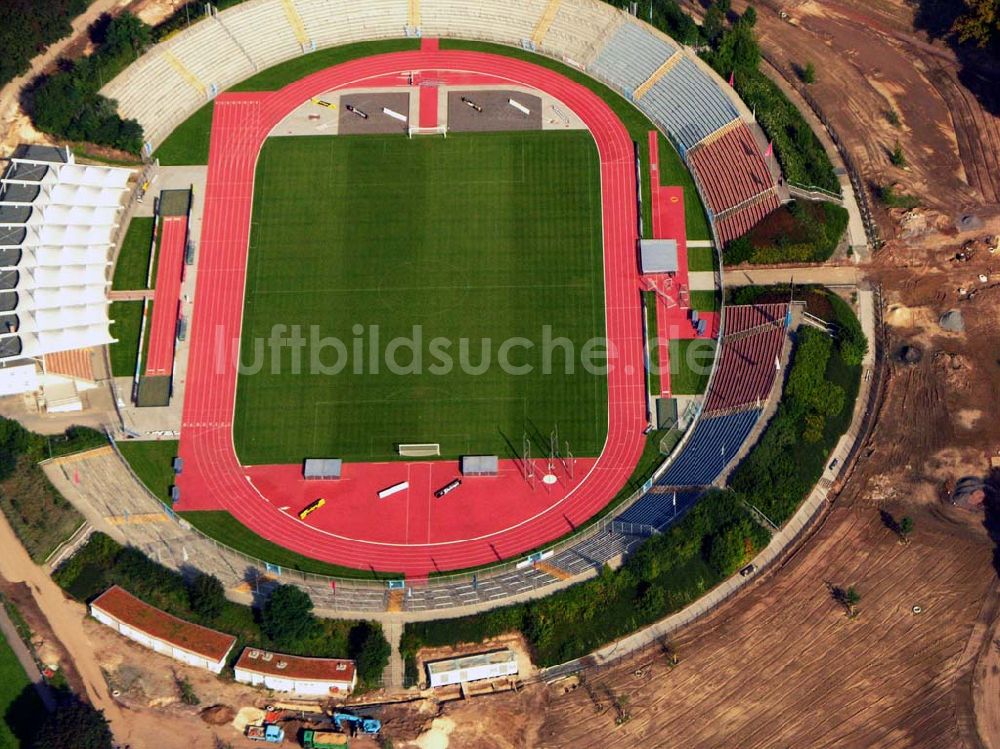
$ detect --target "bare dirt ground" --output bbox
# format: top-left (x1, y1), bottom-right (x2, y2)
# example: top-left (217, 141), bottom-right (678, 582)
top-left (733, 0), bottom-right (1000, 216)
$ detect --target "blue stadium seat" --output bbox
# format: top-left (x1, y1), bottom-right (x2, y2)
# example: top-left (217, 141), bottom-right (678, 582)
top-left (655, 409), bottom-right (761, 487)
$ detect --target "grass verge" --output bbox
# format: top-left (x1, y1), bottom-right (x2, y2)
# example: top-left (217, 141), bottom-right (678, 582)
top-left (115, 439), bottom-right (177, 505)
top-left (108, 301), bottom-right (142, 378)
top-left (112, 217), bottom-right (155, 290)
top-left (179, 511), bottom-right (403, 580)
top-left (687, 245), bottom-right (716, 272)
top-left (668, 338), bottom-right (716, 395)
top-left (0, 635), bottom-right (45, 749)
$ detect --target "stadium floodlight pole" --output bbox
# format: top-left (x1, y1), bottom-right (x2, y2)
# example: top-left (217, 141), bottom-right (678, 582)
top-left (523, 432), bottom-right (535, 490)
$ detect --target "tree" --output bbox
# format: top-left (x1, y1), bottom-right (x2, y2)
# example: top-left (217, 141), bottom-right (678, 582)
top-left (801, 61), bottom-right (816, 84)
top-left (844, 586), bottom-right (861, 617)
top-left (706, 520), bottom-right (750, 575)
top-left (188, 571), bottom-right (226, 621)
top-left (952, 0), bottom-right (1000, 47)
top-left (889, 140), bottom-right (907, 167)
top-left (261, 584), bottom-right (317, 646)
top-left (703, 5), bottom-right (726, 44)
top-left (743, 5), bottom-right (758, 27)
top-left (33, 698), bottom-right (113, 749)
top-left (711, 20), bottom-right (760, 75)
top-left (93, 11), bottom-right (150, 56)
top-left (349, 622), bottom-right (391, 688)
top-left (899, 516), bottom-right (915, 541)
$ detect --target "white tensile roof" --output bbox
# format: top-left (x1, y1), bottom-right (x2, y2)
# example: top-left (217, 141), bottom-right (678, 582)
top-left (0, 149), bottom-right (134, 364)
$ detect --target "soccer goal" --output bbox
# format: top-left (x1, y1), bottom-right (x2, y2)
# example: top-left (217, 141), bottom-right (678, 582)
top-left (407, 125), bottom-right (447, 138)
top-left (398, 443), bottom-right (441, 457)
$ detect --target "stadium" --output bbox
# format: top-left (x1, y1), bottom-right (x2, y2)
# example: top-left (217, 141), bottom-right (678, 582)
top-left (11, 0), bottom-right (1000, 743)
top-left (107, 7), bottom-right (792, 580)
top-left (0, 0), bottom-right (817, 588)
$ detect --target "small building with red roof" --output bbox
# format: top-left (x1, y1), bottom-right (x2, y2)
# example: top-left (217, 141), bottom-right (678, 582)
top-left (234, 648), bottom-right (357, 695)
top-left (89, 586), bottom-right (236, 674)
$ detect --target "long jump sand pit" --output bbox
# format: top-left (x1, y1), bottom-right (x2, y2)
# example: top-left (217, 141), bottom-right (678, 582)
top-left (448, 90), bottom-right (542, 132)
top-left (338, 92), bottom-right (410, 134)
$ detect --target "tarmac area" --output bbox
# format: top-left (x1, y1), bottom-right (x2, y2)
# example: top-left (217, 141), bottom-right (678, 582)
top-left (447, 90), bottom-right (542, 132)
top-left (338, 92), bottom-right (411, 135)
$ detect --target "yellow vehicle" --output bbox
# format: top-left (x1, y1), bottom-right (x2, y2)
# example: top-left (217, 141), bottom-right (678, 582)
top-left (298, 498), bottom-right (326, 520)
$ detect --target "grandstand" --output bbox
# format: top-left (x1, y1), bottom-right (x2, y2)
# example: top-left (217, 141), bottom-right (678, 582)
top-left (654, 409), bottom-right (761, 488)
top-left (687, 121), bottom-right (779, 237)
top-left (637, 57), bottom-right (739, 153)
top-left (101, 0), bottom-right (782, 245)
top-left (615, 489), bottom-right (701, 531)
top-left (715, 191), bottom-right (783, 245)
top-left (703, 326), bottom-right (785, 412)
top-left (0, 146), bottom-right (130, 397)
top-left (535, 0), bottom-right (624, 66)
top-left (723, 302), bottom-right (788, 336)
top-left (216, 0), bottom-right (305, 69)
top-left (421, 0), bottom-right (540, 44)
top-left (295, 0), bottom-right (407, 46)
top-left (589, 20), bottom-right (676, 95)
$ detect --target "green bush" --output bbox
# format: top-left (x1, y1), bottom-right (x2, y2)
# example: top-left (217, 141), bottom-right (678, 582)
top-left (875, 183), bottom-right (919, 210)
top-left (828, 293), bottom-right (868, 365)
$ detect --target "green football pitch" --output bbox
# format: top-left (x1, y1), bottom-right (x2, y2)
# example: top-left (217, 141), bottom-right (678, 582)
top-left (234, 130), bottom-right (608, 464)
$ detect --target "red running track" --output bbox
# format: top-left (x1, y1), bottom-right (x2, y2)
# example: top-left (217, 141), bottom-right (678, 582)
top-left (145, 215), bottom-right (187, 376)
top-left (418, 83), bottom-right (438, 129)
top-left (648, 131), bottom-right (719, 344)
top-left (176, 50), bottom-right (646, 575)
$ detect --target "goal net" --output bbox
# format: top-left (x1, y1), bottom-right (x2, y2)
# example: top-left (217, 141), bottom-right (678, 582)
top-left (407, 125), bottom-right (447, 138)
top-left (398, 443), bottom-right (441, 457)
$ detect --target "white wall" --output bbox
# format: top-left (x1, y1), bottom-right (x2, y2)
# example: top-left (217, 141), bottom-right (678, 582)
top-left (233, 668), bottom-right (354, 695)
top-left (91, 607), bottom-right (227, 674)
top-left (428, 659), bottom-right (518, 688)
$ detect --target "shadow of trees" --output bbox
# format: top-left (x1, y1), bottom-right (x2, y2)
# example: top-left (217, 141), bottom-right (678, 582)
top-left (4, 684), bottom-right (46, 747)
top-left (981, 469), bottom-right (1000, 578)
top-left (911, 0), bottom-right (1000, 116)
